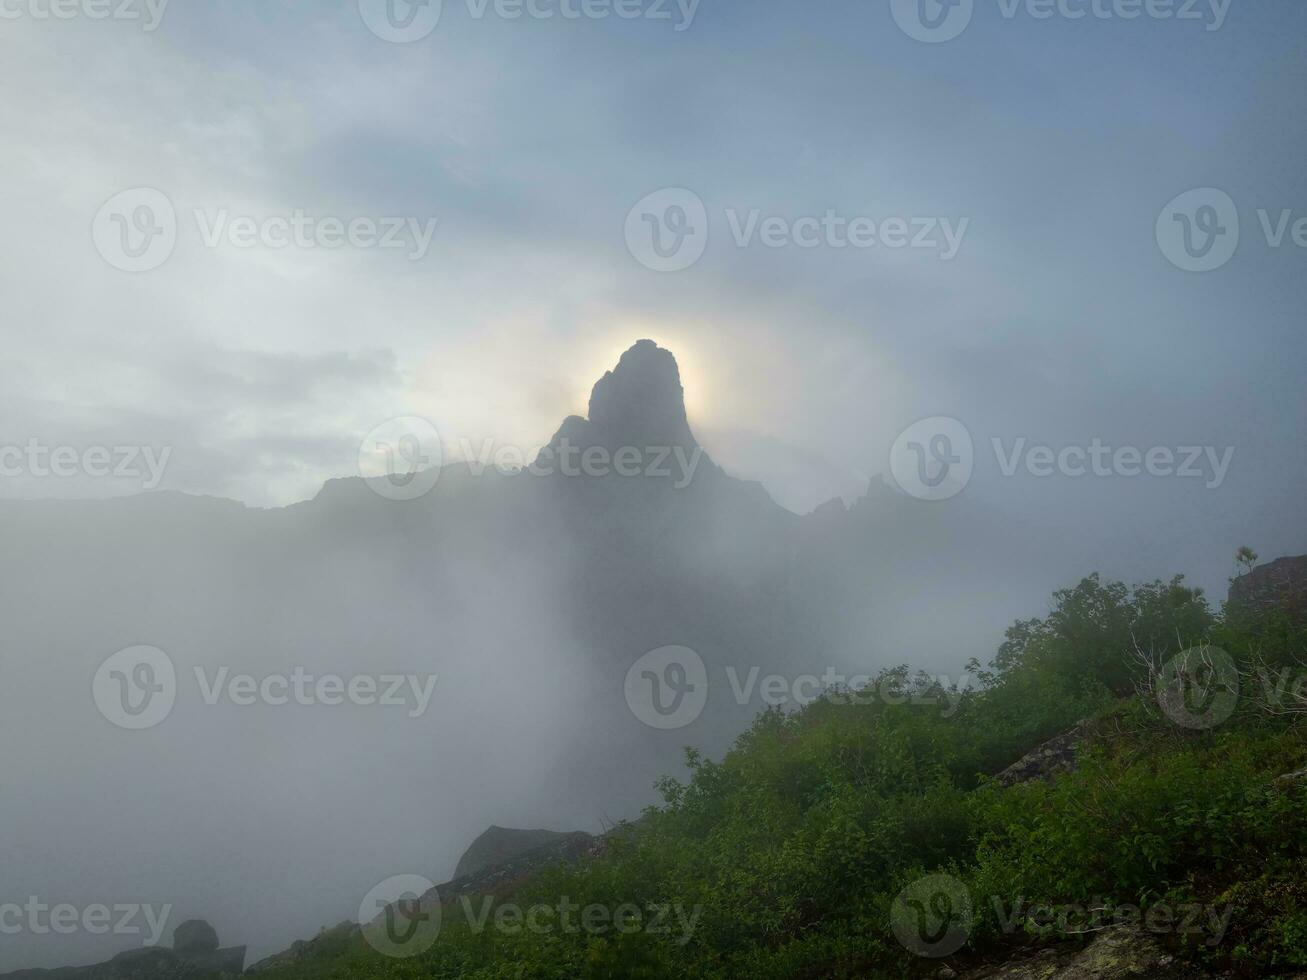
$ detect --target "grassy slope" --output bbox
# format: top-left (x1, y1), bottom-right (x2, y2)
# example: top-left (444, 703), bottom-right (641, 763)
top-left (265, 574), bottom-right (1307, 979)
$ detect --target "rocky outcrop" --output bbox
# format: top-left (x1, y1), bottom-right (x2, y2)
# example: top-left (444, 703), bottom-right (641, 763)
top-left (534, 339), bottom-right (712, 477)
top-left (247, 829), bottom-right (602, 973)
top-left (1228, 554), bottom-right (1307, 621)
top-left (441, 830), bottom-right (599, 900)
top-left (453, 826), bottom-right (580, 880)
top-left (954, 909), bottom-right (1307, 978)
top-left (958, 926), bottom-right (1212, 978)
top-left (994, 723), bottom-right (1089, 787)
top-left (170, 922), bottom-right (218, 958)
top-left (0, 921), bottom-right (243, 980)
top-left (573, 339), bottom-right (697, 451)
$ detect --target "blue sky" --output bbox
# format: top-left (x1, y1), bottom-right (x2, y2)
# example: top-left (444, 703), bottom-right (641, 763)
top-left (2, 3), bottom-right (1307, 968)
top-left (1, 0), bottom-right (1304, 573)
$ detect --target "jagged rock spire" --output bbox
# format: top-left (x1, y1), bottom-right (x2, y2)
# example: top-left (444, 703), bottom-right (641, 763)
top-left (545, 339), bottom-right (697, 452)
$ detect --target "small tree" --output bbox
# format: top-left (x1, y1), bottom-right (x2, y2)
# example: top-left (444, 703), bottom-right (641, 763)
top-left (1235, 546), bottom-right (1259, 577)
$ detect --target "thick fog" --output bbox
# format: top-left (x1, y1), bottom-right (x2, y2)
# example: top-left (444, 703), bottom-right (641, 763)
top-left (2, 0), bottom-right (1306, 972)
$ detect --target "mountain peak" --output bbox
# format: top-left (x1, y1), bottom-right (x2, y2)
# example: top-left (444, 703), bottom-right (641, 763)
top-left (547, 340), bottom-right (696, 451)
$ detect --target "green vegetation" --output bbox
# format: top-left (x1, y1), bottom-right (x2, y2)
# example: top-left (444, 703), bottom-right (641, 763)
top-left (270, 572), bottom-right (1307, 978)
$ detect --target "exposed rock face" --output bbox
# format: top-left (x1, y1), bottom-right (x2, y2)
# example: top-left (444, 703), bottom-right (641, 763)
top-left (170, 922), bottom-right (218, 957)
top-left (453, 826), bottom-right (579, 880)
top-left (582, 339), bottom-right (696, 450)
top-left (994, 723), bottom-right (1089, 787)
top-left (1228, 554), bottom-right (1307, 621)
top-left (247, 829), bottom-right (601, 973)
top-left (539, 339), bottom-right (699, 459)
top-left (955, 914), bottom-right (1307, 978)
top-left (439, 830), bottom-right (599, 903)
top-left (959, 926), bottom-right (1200, 978)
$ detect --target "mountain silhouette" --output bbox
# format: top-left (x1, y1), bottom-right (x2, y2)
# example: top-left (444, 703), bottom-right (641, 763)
top-left (0, 339), bottom-right (1063, 968)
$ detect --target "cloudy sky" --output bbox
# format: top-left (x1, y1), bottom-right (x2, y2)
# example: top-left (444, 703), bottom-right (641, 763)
top-left (2, 1), bottom-right (1307, 970)
top-left (1, 0), bottom-right (1304, 554)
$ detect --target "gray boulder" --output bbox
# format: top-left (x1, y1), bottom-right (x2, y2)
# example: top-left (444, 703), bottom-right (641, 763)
top-left (171, 921), bottom-right (219, 957)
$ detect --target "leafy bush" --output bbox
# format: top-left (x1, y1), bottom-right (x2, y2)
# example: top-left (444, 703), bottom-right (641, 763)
top-left (263, 572), bottom-right (1306, 978)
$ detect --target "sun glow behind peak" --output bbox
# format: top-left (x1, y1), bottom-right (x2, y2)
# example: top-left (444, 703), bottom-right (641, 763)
top-left (582, 325), bottom-right (713, 428)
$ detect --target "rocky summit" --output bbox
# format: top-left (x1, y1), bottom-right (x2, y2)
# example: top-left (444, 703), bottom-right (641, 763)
top-left (539, 338), bottom-right (701, 466)
top-left (1229, 554), bottom-right (1307, 621)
